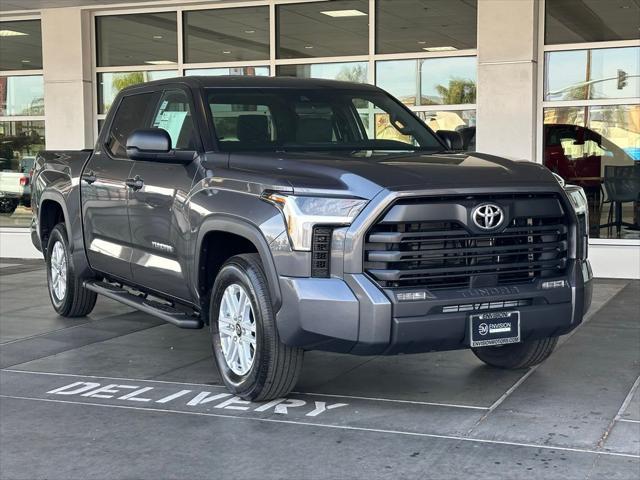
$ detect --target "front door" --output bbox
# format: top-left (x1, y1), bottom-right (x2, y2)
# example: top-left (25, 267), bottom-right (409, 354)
top-left (81, 91), bottom-right (159, 280)
top-left (128, 88), bottom-right (200, 301)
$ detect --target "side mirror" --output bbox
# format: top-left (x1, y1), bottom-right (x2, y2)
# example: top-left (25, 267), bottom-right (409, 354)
top-left (126, 128), bottom-right (195, 164)
top-left (437, 130), bottom-right (464, 151)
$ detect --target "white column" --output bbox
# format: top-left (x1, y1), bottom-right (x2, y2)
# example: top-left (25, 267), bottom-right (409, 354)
top-left (41, 7), bottom-right (93, 150)
top-left (475, 0), bottom-right (539, 161)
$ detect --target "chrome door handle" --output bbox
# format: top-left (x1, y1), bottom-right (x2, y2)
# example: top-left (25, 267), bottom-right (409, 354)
top-left (125, 176), bottom-right (144, 191)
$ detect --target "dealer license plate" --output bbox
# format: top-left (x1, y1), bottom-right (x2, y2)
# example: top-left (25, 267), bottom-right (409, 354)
top-left (469, 311), bottom-right (520, 347)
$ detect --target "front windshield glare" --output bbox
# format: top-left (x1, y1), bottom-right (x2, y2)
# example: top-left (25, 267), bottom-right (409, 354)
top-left (206, 88), bottom-right (443, 152)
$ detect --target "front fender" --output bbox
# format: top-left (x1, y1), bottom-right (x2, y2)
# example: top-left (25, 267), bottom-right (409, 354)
top-left (193, 214), bottom-right (284, 311)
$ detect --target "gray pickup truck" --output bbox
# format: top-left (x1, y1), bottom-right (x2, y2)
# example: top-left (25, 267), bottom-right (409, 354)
top-left (31, 77), bottom-right (593, 401)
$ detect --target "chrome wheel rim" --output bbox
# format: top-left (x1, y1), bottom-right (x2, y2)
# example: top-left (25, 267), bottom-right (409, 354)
top-left (218, 283), bottom-right (256, 376)
top-left (50, 241), bottom-right (67, 301)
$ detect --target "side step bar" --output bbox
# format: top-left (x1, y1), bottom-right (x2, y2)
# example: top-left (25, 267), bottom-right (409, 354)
top-left (84, 281), bottom-right (203, 329)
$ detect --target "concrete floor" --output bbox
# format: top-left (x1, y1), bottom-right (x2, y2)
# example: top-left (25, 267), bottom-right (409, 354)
top-left (0, 260), bottom-right (638, 480)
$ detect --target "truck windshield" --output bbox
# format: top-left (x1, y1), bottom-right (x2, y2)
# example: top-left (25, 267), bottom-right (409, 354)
top-left (206, 88), bottom-right (444, 153)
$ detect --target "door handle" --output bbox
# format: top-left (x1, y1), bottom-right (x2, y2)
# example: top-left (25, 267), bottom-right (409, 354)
top-left (125, 176), bottom-right (144, 191)
top-left (82, 171), bottom-right (97, 184)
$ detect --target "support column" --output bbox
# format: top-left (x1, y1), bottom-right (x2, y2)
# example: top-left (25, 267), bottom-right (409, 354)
top-left (476, 0), bottom-right (540, 161)
top-left (41, 7), bottom-right (93, 150)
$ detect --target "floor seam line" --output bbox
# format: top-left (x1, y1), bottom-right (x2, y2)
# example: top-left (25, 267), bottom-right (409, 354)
top-left (0, 322), bottom-right (164, 369)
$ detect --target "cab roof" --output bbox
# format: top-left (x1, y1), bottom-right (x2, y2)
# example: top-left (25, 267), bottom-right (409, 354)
top-left (127, 75), bottom-right (382, 92)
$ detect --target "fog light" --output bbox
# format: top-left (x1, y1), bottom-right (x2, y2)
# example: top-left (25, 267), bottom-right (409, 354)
top-left (542, 280), bottom-right (566, 289)
top-left (397, 291), bottom-right (428, 301)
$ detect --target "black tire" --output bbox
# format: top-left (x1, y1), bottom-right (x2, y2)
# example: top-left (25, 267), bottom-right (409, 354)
top-left (0, 198), bottom-right (18, 215)
top-left (45, 223), bottom-right (97, 317)
top-left (472, 337), bottom-right (558, 369)
top-left (209, 253), bottom-right (304, 401)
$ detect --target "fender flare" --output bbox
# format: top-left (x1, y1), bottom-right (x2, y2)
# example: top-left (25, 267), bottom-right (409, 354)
top-left (194, 215), bottom-right (282, 311)
top-left (39, 190), bottom-right (73, 246)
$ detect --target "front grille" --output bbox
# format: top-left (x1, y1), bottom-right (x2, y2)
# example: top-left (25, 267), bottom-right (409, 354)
top-left (364, 194), bottom-right (570, 291)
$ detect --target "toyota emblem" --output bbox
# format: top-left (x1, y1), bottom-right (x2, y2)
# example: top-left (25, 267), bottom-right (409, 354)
top-left (472, 203), bottom-right (505, 230)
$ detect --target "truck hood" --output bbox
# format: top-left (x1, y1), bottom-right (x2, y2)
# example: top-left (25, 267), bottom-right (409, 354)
top-left (229, 150), bottom-right (559, 199)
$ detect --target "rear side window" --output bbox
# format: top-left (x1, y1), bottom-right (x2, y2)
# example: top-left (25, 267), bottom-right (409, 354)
top-left (107, 92), bottom-right (158, 158)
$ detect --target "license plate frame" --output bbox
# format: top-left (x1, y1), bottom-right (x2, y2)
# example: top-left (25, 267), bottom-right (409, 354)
top-left (469, 311), bottom-right (520, 347)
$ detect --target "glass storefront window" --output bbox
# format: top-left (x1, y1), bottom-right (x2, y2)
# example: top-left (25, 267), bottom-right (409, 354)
top-left (0, 120), bottom-right (45, 226)
top-left (186, 67), bottom-right (270, 77)
top-left (277, 62), bottom-right (368, 83)
top-left (276, 0), bottom-right (369, 59)
top-left (376, 57), bottom-right (476, 106)
top-left (0, 20), bottom-right (42, 70)
top-left (545, 0), bottom-right (640, 44)
top-left (376, 0), bottom-right (477, 54)
top-left (96, 13), bottom-right (177, 67)
top-left (97, 70), bottom-right (178, 114)
top-left (184, 7), bottom-right (269, 63)
top-left (545, 47), bottom-right (639, 101)
top-left (543, 105), bottom-right (640, 240)
top-left (0, 76), bottom-right (44, 116)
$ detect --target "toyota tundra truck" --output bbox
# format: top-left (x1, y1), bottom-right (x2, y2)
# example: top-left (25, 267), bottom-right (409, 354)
top-left (31, 76), bottom-right (593, 401)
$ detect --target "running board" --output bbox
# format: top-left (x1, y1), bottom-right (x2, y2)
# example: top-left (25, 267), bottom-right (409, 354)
top-left (84, 281), bottom-right (203, 329)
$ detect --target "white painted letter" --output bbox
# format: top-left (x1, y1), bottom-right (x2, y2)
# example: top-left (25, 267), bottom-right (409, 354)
top-left (81, 384), bottom-right (122, 399)
top-left (214, 396), bottom-right (251, 411)
top-left (47, 382), bottom-right (101, 395)
top-left (274, 399), bottom-right (306, 414)
top-left (306, 401), bottom-right (348, 417)
top-left (156, 389), bottom-right (192, 404)
top-left (254, 398), bottom-right (286, 412)
top-left (118, 386), bottom-right (154, 402)
top-left (187, 391), bottom-right (231, 406)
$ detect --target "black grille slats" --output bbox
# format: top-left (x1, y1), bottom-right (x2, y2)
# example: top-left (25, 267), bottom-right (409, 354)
top-left (364, 194), bottom-right (569, 291)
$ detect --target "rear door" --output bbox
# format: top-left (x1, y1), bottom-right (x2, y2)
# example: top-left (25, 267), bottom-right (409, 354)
top-left (127, 88), bottom-right (200, 301)
top-left (81, 91), bottom-right (159, 280)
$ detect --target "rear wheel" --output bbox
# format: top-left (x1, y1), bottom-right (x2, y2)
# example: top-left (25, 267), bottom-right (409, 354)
top-left (46, 223), bottom-right (97, 317)
top-left (0, 198), bottom-right (18, 215)
top-left (209, 253), bottom-right (304, 401)
top-left (472, 337), bottom-right (558, 369)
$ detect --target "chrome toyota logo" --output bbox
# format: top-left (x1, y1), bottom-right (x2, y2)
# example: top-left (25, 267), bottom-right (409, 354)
top-left (472, 203), bottom-right (504, 230)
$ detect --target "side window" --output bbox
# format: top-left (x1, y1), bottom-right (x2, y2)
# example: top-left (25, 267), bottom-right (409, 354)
top-left (152, 90), bottom-right (197, 150)
top-left (107, 92), bottom-right (157, 158)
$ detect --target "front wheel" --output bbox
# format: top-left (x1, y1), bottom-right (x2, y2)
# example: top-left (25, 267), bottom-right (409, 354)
top-left (46, 223), bottom-right (97, 317)
top-left (472, 337), bottom-right (558, 369)
top-left (209, 253), bottom-right (304, 401)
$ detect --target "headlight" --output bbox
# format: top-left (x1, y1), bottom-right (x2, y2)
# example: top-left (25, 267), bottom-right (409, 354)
top-left (263, 192), bottom-right (368, 251)
top-left (564, 184), bottom-right (588, 216)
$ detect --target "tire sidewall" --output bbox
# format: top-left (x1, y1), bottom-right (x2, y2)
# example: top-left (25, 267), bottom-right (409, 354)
top-left (209, 261), bottom-right (267, 396)
top-left (46, 225), bottom-right (72, 314)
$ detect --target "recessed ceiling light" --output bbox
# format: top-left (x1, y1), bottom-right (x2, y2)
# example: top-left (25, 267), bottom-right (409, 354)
top-left (144, 60), bottom-right (175, 65)
top-left (0, 29), bottom-right (28, 37)
top-left (422, 46), bottom-right (458, 52)
top-left (244, 29), bottom-right (256, 34)
top-left (153, 35), bottom-right (163, 40)
top-left (320, 9), bottom-right (367, 18)
top-left (222, 50), bottom-right (232, 54)
top-left (304, 45), bottom-right (314, 49)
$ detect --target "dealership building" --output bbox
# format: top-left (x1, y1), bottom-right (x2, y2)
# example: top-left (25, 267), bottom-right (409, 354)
top-left (0, 0), bottom-right (638, 278)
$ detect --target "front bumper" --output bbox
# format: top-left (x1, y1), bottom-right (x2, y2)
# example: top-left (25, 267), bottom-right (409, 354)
top-left (276, 259), bottom-right (593, 355)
